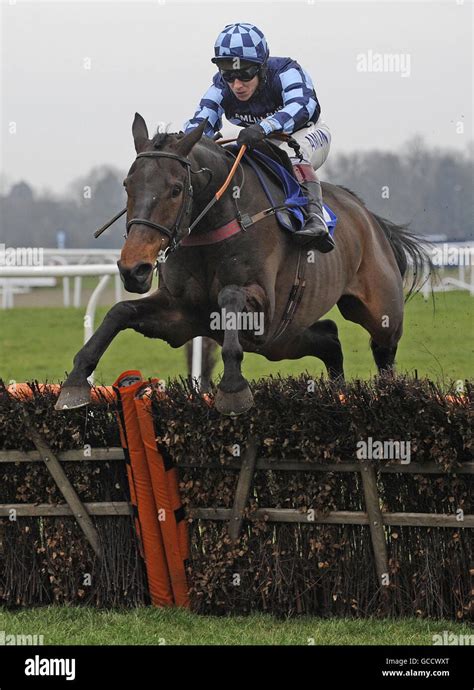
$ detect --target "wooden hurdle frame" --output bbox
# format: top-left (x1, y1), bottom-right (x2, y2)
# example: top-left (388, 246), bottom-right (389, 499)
top-left (1, 444), bottom-right (472, 591)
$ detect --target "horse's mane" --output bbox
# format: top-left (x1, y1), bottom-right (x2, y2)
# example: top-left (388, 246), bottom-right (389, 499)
top-left (150, 130), bottom-right (184, 150)
top-left (150, 127), bottom-right (224, 155)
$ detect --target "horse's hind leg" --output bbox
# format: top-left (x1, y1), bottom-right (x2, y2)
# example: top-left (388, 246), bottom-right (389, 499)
top-left (306, 320), bottom-right (345, 379)
top-left (337, 294), bottom-right (403, 375)
top-left (279, 319), bottom-right (345, 380)
top-left (370, 332), bottom-right (401, 374)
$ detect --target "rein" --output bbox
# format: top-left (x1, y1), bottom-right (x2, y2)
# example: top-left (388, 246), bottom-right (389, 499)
top-left (182, 143), bottom-right (247, 240)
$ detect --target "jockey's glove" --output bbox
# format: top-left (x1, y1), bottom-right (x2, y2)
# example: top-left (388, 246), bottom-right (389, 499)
top-left (237, 124), bottom-right (266, 149)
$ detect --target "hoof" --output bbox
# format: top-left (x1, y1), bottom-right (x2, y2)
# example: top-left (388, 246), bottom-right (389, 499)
top-left (54, 384), bottom-right (92, 410)
top-left (215, 384), bottom-right (254, 416)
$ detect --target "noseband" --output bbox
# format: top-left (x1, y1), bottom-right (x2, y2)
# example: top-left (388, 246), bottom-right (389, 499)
top-left (125, 151), bottom-right (195, 253)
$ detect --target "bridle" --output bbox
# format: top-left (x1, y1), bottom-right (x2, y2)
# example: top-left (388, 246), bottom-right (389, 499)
top-left (125, 150), bottom-right (195, 256)
top-left (93, 149), bottom-right (215, 258)
top-left (123, 145), bottom-right (246, 259)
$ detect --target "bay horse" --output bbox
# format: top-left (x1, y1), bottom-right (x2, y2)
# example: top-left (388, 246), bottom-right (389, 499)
top-left (55, 114), bottom-right (430, 415)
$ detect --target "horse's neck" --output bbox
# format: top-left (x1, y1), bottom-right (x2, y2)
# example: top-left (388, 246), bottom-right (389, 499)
top-left (189, 143), bottom-right (238, 233)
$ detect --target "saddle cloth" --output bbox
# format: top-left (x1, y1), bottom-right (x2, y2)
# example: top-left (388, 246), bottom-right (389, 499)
top-left (233, 145), bottom-right (338, 236)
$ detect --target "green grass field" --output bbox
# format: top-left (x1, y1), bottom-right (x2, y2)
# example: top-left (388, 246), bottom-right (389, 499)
top-left (1, 291), bottom-right (472, 385)
top-left (0, 608), bottom-right (471, 645)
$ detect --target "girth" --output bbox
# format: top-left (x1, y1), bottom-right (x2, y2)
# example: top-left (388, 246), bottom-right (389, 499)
top-left (265, 249), bottom-right (307, 346)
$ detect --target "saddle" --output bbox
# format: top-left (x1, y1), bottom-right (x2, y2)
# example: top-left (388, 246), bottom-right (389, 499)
top-left (251, 139), bottom-right (295, 176)
top-left (225, 140), bottom-right (337, 236)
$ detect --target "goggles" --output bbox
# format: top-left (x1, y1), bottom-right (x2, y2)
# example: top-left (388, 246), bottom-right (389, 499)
top-left (220, 64), bottom-right (261, 83)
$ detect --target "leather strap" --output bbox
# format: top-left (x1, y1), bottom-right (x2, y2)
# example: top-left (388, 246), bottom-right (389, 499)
top-left (292, 163), bottom-right (317, 184)
top-left (180, 207), bottom-right (280, 247)
top-left (181, 219), bottom-right (242, 247)
top-left (265, 249), bottom-right (307, 345)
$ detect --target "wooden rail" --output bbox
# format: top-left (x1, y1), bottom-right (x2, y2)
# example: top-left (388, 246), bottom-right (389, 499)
top-left (1, 447), bottom-right (472, 580)
top-left (1, 503), bottom-right (471, 528)
top-left (0, 502), bottom-right (132, 517)
top-left (1, 448), bottom-right (473, 475)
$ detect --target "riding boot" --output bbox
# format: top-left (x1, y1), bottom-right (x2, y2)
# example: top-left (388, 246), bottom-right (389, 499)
top-left (293, 172), bottom-right (335, 253)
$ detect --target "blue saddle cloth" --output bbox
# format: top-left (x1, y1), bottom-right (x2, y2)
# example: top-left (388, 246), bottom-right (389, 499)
top-left (233, 146), bottom-right (337, 236)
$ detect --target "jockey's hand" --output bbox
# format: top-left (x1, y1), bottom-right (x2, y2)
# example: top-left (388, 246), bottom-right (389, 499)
top-left (237, 124), bottom-right (266, 149)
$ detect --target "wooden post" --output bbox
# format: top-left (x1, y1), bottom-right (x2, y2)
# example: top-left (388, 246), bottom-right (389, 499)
top-left (228, 436), bottom-right (258, 542)
top-left (360, 461), bottom-right (390, 593)
top-left (24, 420), bottom-right (102, 559)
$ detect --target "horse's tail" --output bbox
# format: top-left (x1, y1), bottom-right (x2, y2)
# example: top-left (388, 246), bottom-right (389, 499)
top-left (371, 212), bottom-right (434, 301)
top-left (337, 187), bottom-right (434, 301)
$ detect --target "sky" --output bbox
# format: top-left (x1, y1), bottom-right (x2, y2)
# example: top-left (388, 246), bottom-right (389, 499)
top-left (0, 0), bottom-right (472, 195)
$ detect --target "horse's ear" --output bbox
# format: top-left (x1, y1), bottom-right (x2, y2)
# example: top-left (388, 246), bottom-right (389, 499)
top-left (132, 113), bottom-right (149, 153)
top-left (175, 119), bottom-right (208, 156)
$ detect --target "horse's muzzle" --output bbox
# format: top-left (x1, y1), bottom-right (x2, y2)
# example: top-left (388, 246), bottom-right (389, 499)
top-left (117, 260), bottom-right (154, 294)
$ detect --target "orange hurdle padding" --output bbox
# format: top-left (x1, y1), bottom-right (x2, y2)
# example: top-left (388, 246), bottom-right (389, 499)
top-left (113, 371), bottom-right (174, 607)
top-left (6, 382), bottom-right (115, 404)
top-left (134, 384), bottom-right (190, 608)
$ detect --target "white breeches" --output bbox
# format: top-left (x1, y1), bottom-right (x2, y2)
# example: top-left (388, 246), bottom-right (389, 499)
top-left (278, 116), bottom-right (331, 170)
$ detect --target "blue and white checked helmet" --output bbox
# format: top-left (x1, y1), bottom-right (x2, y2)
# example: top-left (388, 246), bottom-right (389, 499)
top-left (211, 23), bottom-right (269, 65)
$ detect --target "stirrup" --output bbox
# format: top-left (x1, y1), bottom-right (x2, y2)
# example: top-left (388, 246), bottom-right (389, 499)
top-left (292, 227), bottom-right (335, 252)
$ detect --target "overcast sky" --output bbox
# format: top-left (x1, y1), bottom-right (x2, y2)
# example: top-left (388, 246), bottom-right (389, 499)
top-left (1, 0), bottom-right (472, 195)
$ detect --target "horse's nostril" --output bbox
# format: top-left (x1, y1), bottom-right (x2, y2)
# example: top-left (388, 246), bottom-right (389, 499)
top-left (131, 262), bottom-right (153, 281)
top-left (117, 261), bottom-right (130, 280)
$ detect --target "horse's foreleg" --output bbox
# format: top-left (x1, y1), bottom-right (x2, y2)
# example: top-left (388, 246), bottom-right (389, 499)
top-left (214, 285), bottom-right (254, 416)
top-left (56, 291), bottom-right (191, 410)
top-left (55, 300), bottom-right (138, 409)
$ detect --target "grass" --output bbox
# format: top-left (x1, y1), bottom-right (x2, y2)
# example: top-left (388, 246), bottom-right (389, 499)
top-left (0, 291), bottom-right (472, 385)
top-left (0, 607), bottom-right (471, 645)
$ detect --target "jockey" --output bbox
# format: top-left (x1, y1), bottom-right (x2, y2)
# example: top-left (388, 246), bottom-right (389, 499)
top-left (183, 22), bottom-right (335, 253)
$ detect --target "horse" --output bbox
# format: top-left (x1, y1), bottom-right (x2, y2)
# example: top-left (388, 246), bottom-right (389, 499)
top-left (55, 114), bottom-right (431, 415)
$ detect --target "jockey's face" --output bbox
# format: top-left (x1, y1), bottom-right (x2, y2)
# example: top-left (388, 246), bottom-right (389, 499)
top-left (229, 75), bottom-right (259, 101)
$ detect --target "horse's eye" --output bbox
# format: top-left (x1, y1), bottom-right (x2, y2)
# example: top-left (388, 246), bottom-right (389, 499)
top-left (171, 185), bottom-right (183, 198)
